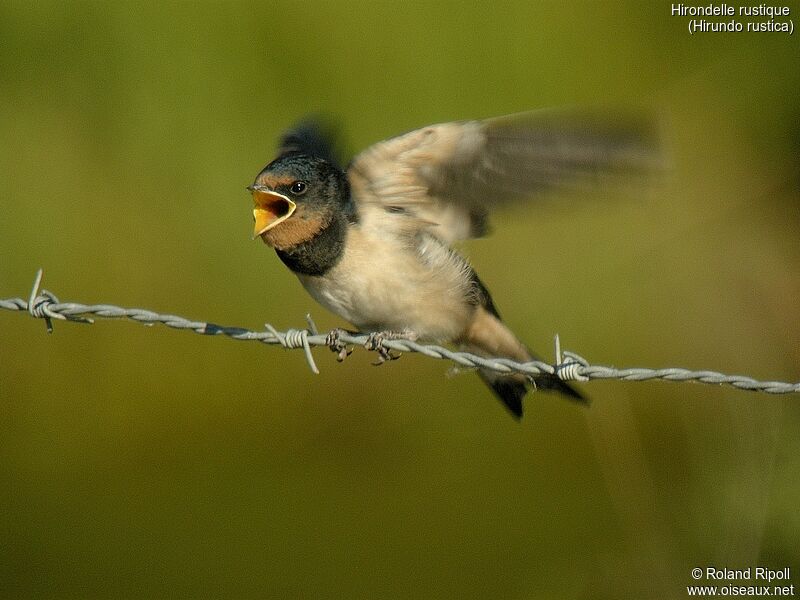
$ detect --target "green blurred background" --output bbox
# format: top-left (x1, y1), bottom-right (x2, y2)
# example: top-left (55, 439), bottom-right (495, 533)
top-left (1, 2), bottom-right (799, 598)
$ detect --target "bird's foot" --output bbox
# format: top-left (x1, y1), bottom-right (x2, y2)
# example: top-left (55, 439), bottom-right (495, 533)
top-left (326, 328), bottom-right (354, 362)
top-left (364, 330), bottom-right (417, 366)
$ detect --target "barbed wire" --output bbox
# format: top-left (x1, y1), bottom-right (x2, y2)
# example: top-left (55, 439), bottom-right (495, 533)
top-left (2, 269), bottom-right (799, 394)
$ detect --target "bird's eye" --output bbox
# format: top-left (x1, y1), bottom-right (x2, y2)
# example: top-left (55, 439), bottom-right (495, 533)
top-left (290, 181), bottom-right (307, 195)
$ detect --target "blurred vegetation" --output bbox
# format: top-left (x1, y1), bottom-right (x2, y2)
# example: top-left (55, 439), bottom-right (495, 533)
top-left (1, 1), bottom-right (799, 598)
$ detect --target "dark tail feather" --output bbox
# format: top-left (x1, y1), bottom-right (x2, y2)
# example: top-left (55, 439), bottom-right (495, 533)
top-left (461, 298), bottom-right (588, 419)
top-left (533, 374), bottom-right (587, 403)
top-left (479, 371), bottom-right (527, 419)
top-left (479, 370), bottom-right (587, 419)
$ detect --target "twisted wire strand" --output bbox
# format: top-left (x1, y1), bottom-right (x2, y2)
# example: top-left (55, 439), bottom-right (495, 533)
top-left (2, 270), bottom-right (798, 394)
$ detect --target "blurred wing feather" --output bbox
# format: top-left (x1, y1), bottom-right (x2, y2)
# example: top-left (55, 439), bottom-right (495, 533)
top-left (278, 117), bottom-right (344, 169)
top-left (348, 109), bottom-right (660, 243)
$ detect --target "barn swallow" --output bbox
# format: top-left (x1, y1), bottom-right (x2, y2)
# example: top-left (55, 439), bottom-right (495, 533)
top-left (249, 111), bottom-right (657, 418)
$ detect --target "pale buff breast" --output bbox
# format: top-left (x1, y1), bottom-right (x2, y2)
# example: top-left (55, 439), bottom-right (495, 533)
top-left (296, 227), bottom-right (475, 341)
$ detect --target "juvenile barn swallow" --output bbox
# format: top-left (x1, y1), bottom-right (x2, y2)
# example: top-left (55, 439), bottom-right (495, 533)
top-left (249, 111), bottom-right (656, 418)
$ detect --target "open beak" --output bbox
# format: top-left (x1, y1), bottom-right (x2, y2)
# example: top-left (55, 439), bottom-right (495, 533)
top-left (250, 187), bottom-right (297, 239)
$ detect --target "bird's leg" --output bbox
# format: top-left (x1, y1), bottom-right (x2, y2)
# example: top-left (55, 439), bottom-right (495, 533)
top-left (326, 328), bottom-right (355, 362)
top-left (364, 330), bottom-right (418, 366)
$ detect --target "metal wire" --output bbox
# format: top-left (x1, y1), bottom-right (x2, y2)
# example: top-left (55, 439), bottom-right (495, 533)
top-left (2, 269), bottom-right (798, 394)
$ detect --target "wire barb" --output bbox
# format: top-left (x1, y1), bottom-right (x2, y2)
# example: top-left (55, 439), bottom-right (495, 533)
top-left (26, 268), bottom-right (94, 333)
top-left (264, 323), bottom-right (319, 374)
top-left (553, 335), bottom-right (590, 382)
top-left (2, 269), bottom-right (799, 395)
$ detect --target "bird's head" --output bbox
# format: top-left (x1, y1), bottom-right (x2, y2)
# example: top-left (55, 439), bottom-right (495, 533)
top-left (249, 154), bottom-right (350, 249)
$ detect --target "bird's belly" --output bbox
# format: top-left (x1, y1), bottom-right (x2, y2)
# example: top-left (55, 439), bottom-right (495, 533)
top-left (296, 243), bottom-right (473, 342)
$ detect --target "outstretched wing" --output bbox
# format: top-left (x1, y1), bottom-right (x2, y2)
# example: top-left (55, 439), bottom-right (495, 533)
top-left (347, 109), bottom-right (661, 243)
